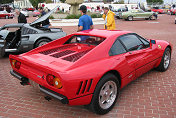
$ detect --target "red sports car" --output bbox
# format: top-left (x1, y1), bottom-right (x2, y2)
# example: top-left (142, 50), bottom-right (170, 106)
top-left (170, 9), bottom-right (176, 15)
top-left (32, 10), bottom-right (40, 17)
top-left (151, 7), bottom-right (164, 14)
top-left (0, 11), bottom-right (14, 19)
top-left (9, 29), bottom-right (172, 114)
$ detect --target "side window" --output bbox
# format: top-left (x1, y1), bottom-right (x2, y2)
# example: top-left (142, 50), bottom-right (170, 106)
top-left (110, 39), bottom-right (126, 56)
top-left (119, 34), bottom-right (144, 51)
top-left (137, 35), bottom-right (150, 48)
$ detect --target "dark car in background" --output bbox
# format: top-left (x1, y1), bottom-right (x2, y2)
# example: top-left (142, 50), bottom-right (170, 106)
top-left (0, 7), bottom-right (66, 57)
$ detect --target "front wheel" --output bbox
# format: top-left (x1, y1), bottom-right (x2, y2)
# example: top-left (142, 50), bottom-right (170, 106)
top-left (89, 73), bottom-right (120, 115)
top-left (0, 46), bottom-right (5, 58)
top-left (155, 47), bottom-right (171, 72)
top-left (35, 39), bottom-right (50, 48)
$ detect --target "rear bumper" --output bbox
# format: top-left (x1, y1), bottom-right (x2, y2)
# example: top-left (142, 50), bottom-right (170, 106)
top-left (10, 70), bottom-right (69, 104)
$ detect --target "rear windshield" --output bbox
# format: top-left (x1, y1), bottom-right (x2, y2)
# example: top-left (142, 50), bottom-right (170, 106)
top-left (65, 35), bottom-right (106, 46)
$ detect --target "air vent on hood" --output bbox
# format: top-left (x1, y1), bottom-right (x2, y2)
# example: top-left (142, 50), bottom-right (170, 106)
top-left (39, 45), bottom-right (76, 55)
top-left (62, 49), bottom-right (91, 62)
top-left (50, 50), bottom-right (75, 58)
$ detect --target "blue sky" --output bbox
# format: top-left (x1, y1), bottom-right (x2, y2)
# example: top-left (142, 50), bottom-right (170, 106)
top-left (123, 0), bottom-right (176, 4)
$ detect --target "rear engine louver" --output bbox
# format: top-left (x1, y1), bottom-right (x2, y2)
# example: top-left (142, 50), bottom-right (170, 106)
top-left (76, 79), bottom-right (93, 95)
top-left (50, 50), bottom-right (75, 58)
top-left (62, 49), bottom-right (91, 62)
top-left (39, 45), bottom-right (76, 55)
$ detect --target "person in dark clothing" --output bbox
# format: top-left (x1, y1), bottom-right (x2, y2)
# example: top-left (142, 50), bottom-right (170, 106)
top-left (125, 5), bottom-right (128, 11)
top-left (15, 9), bottom-right (27, 23)
top-left (38, 7), bottom-right (50, 28)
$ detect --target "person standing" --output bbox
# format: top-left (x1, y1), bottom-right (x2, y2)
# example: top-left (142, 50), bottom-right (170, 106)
top-left (38, 7), bottom-right (50, 28)
top-left (102, 7), bottom-right (116, 30)
top-left (15, 9), bottom-right (27, 23)
top-left (78, 5), bottom-right (94, 32)
top-left (125, 5), bottom-right (128, 11)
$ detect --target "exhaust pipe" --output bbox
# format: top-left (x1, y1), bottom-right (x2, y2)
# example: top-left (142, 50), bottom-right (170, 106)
top-left (20, 78), bottom-right (30, 86)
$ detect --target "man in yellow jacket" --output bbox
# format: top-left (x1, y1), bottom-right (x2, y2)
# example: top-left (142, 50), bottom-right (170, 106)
top-left (102, 7), bottom-right (116, 30)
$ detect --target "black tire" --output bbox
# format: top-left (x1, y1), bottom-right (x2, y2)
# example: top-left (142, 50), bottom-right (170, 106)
top-left (5, 15), bottom-right (9, 19)
top-left (0, 46), bottom-right (5, 58)
top-left (127, 16), bottom-right (133, 21)
top-left (35, 39), bottom-right (50, 48)
top-left (89, 73), bottom-right (120, 115)
top-left (155, 47), bottom-right (171, 72)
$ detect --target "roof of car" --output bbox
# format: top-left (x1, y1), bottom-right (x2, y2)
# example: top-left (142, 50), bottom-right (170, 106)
top-left (75, 29), bottom-right (132, 38)
top-left (3, 23), bottom-right (25, 28)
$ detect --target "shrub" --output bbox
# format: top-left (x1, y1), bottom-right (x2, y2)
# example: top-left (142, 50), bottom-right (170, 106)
top-left (65, 14), bottom-right (81, 19)
top-left (91, 14), bottom-right (102, 18)
top-left (49, 15), bottom-right (54, 19)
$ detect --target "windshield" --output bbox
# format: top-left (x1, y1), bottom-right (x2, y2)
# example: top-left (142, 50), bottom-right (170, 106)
top-left (65, 35), bottom-right (106, 46)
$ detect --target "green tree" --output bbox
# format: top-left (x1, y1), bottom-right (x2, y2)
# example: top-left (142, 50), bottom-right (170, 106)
top-left (0, 0), bottom-right (13, 4)
top-left (29, 0), bottom-right (45, 8)
top-left (46, 0), bottom-right (53, 3)
top-left (60, 0), bottom-right (66, 3)
top-left (147, 0), bottom-right (163, 4)
top-left (114, 0), bottom-right (124, 4)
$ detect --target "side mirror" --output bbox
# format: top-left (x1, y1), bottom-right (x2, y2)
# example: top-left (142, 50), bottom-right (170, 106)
top-left (150, 39), bottom-right (156, 48)
top-left (150, 40), bottom-right (156, 44)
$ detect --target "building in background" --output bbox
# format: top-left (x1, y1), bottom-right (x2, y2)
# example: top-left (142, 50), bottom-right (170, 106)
top-left (14, 0), bottom-right (33, 8)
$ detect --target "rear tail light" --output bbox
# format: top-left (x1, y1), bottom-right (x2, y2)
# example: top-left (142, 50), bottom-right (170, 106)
top-left (11, 59), bottom-right (21, 69)
top-left (46, 74), bottom-right (62, 89)
top-left (46, 74), bottom-right (54, 86)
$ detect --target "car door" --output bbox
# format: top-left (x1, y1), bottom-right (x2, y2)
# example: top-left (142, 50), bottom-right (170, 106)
top-left (136, 9), bottom-right (146, 18)
top-left (119, 34), bottom-right (158, 79)
top-left (109, 38), bottom-right (136, 86)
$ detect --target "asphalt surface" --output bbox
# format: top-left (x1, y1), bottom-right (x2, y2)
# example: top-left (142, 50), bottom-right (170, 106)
top-left (0, 14), bottom-right (176, 118)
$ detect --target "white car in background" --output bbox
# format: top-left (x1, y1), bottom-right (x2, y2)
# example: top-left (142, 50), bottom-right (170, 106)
top-left (21, 10), bottom-right (29, 17)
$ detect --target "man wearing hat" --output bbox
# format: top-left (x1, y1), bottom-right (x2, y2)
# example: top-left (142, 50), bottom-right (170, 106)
top-left (78, 5), bottom-right (94, 32)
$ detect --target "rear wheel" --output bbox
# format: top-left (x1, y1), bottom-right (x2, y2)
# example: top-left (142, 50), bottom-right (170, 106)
top-left (89, 73), bottom-right (120, 115)
top-left (155, 47), bottom-right (171, 72)
top-left (127, 16), bottom-right (133, 21)
top-left (35, 39), bottom-right (50, 48)
top-left (149, 15), bottom-right (157, 20)
top-left (5, 15), bottom-right (9, 19)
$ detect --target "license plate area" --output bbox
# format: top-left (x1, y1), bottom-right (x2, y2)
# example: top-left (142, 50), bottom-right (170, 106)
top-left (29, 79), bottom-right (40, 91)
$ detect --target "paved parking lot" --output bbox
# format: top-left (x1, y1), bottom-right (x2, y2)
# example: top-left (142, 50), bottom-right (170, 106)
top-left (0, 14), bottom-right (176, 118)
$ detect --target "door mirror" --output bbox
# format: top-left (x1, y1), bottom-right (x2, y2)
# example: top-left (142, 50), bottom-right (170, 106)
top-left (150, 39), bottom-right (156, 44)
top-left (150, 39), bottom-right (156, 48)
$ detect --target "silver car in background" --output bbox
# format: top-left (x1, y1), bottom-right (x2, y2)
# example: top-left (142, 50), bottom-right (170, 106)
top-left (0, 7), bottom-right (66, 57)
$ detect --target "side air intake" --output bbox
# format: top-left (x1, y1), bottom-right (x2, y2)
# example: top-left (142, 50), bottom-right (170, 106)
top-left (76, 79), bottom-right (93, 95)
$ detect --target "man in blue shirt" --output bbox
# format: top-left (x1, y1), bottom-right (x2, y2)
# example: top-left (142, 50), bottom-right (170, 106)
top-left (78, 5), bottom-right (94, 32)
